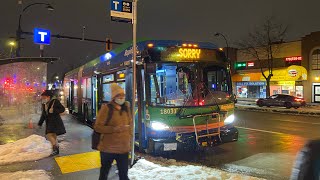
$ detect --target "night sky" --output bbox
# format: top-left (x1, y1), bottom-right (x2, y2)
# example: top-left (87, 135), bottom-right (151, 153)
top-left (1, 0), bottom-right (320, 79)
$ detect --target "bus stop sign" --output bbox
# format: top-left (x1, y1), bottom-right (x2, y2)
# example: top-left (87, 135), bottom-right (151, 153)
top-left (110, 0), bottom-right (133, 23)
top-left (34, 28), bottom-right (51, 45)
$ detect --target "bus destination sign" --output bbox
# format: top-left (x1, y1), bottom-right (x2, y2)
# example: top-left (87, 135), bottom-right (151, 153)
top-left (159, 47), bottom-right (217, 62)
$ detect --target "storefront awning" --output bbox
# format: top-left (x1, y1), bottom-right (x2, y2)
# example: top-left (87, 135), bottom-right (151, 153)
top-left (260, 65), bottom-right (307, 81)
top-left (232, 65), bottom-right (307, 82)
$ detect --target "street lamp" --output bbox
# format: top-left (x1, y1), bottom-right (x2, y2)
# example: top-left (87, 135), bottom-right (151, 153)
top-left (215, 32), bottom-right (234, 98)
top-left (8, 41), bottom-right (16, 58)
top-left (16, 3), bottom-right (54, 57)
top-left (214, 32), bottom-right (229, 61)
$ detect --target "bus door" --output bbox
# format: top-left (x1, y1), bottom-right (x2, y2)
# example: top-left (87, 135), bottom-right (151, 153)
top-left (69, 81), bottom-right (74, 113)
top-left (91, 76), bottom-right (98, 122)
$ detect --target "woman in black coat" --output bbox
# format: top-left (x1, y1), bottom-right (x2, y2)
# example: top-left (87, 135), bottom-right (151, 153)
top-left (38, 90), bottom-right (66, 156)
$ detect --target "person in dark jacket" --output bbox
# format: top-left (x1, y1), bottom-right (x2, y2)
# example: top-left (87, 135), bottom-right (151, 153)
top-left (38, 90), bottom-right (66, 156)
top-left (290, 139), bottom-right (320, 180)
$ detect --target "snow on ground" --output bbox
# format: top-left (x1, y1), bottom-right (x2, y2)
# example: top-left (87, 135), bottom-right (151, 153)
top-left (0, 170), bottom-right (51, 180)
top-left (128, 159), bottom-right (264, 180)
top-left (0, 135), bottom-right (51, 165)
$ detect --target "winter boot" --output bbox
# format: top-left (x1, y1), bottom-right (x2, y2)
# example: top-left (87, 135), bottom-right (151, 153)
top-left (50, 145), bottom-right (59, 156)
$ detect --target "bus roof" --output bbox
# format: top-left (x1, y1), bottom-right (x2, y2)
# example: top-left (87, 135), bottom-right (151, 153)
top-left (65, 39), bottom-right (219, 76)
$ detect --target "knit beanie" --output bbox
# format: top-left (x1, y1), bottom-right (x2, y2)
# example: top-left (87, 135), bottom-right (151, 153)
top-left (111, 83), bottom-right (125, 99)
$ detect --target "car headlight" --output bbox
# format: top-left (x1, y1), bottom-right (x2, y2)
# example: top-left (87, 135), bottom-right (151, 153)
top-left (224, 114), bottom-right (235, 124)
top-left (150, 122), bottom-right (169, 131)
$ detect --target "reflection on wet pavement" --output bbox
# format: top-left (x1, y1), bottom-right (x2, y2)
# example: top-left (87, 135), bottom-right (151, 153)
top-left (157, 110), bottom-right (316, 180)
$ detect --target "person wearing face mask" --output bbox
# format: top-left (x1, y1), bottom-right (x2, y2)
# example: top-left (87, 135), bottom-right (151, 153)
top-left (38, 90), bottom-right (66, 156)
top-left (94, 83), bottom-right (132, 180)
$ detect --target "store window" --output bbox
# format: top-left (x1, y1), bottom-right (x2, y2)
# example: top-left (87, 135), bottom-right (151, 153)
top-left (236, 82), bottom-right (266, 98)
top-left (237, 86), bottom-right (248, 98)
top-left (312, 49), bottom-right (320, 70)
top-left (296, 86), bottom-right (303, 97)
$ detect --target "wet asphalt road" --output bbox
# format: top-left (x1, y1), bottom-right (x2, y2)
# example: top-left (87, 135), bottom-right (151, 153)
top-left (1, 109), bottom-right (320, 179)
top-left (170, 110), bottom-right (320, 179)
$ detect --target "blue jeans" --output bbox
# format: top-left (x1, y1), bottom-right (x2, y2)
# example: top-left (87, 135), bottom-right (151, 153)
top-left (99, 152), bottom-right (129, 180)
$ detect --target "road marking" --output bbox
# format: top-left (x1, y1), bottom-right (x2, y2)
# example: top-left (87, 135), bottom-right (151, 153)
top-left (236, 126), bottom-right (289, 135)
top-left (268, 119), bottom-right (320, 125)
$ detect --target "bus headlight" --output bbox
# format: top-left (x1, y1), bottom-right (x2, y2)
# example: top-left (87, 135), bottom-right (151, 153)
top-left (224, 114), bottom-right (235, 124)
top-left (150, 122), bottom-right (169, 131)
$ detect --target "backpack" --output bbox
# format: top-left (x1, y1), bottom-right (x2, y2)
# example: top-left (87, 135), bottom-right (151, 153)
top-left (91, 104), bottom-right (113, 150)
top-left (91, 103), bottom-right (129, 150)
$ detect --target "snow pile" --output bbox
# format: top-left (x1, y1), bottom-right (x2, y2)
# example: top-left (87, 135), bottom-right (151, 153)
top-left (129, 159), bottom-right (264, 180)
top-left (0, 135), bottom-right (51, 165)
top-left (0, 170), bottom-right (51, 180)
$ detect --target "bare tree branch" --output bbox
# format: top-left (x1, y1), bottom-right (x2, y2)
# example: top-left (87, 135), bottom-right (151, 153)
top-left (236, 17), bottom-right (288, 97)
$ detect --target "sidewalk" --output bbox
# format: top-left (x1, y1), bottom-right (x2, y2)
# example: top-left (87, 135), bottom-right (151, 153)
top-left (0, 113), bottom-right (119, 180)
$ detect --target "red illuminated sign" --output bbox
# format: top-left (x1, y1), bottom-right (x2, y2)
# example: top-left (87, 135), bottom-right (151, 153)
top-left (285, 56), bottom-right (302, 62)
top-left (247, 62), bottom-right (254, 67)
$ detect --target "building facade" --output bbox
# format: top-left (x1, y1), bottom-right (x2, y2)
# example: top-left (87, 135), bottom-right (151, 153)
top-left (230, 31), bottom-right (320, 103)
top-left (302, 31), bottom-right (320, 103)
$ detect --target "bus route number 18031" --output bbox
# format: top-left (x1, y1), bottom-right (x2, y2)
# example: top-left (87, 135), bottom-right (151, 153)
top-left (160, 108), bottom-right (178, 115)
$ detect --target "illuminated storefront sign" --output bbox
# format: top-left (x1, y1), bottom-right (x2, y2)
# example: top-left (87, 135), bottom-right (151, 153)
top-left (288, 69), bottom-right (297, 77)
top-left (261, 65), bottom-right (307, 81)
top-left (270, 81), bottom-right (295, 86)
top-left (247, 62), bottom-right (254, 67)
top-left (236, 81), bottom-right (266, 86)
top-left (178, 48), bottom-right (201, 59)
top-left (285, 56), bottom-right (302, 62)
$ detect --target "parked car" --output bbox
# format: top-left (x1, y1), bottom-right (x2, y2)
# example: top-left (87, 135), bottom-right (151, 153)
top-left (256, 94), bottom-right (306, 109)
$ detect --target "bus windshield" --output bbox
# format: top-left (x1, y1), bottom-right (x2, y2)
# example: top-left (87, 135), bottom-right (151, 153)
top-left (149, 63), bottom-right (231, 107)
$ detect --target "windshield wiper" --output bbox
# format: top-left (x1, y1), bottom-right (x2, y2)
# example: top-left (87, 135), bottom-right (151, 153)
top-left (202, 82), bottom-right (221, 112)
top-left (153, 75), bottom-right (163, 104)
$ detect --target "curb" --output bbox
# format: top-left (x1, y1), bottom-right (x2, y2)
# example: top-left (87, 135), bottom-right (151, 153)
top-left (235, 106), bottom-right (320, 117)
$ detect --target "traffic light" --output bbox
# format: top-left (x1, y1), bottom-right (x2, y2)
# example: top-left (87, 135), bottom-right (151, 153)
top-left (235, 62), bottom-right (246, 70)
top-left (106, 38), bottom-right (112, 51)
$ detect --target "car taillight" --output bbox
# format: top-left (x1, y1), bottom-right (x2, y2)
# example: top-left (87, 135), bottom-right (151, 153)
top-left (295, 98), bottom-right (302, 102)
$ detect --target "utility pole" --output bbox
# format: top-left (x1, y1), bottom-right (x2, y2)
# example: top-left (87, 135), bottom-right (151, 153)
top-left (131, 0), bottom-right (138, 166)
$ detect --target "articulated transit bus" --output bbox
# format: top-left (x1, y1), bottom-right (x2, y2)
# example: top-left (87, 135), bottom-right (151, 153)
top-left (64, 40), bottom-right (238, 154)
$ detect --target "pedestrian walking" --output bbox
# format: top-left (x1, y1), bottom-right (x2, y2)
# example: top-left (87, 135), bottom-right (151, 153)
top-left (94, 83), bottom-right (132, 180)
top-left (38, 90), bottom-right (66, 156)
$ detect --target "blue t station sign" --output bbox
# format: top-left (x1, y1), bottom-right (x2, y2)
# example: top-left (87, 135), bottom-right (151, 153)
top-left (33, 28), bottom-right (51, 45)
